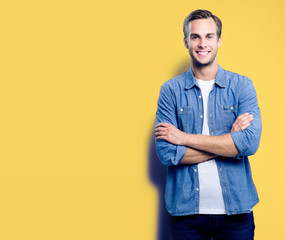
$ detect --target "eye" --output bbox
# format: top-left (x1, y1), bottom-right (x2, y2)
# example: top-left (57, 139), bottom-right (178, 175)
top-left (207, 36), bottom-right (212, 39)
top-left (191, 36), bottom-right (198, 40)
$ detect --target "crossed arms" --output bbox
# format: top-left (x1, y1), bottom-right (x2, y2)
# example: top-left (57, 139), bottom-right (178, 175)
top-left (155, 79), bottom-right (262, 166)
top-left (155, 113), bottom-right (253, 164)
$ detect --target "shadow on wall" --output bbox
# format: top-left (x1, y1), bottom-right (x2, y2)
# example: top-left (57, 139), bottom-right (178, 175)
top-left (148, 131), bottom-right (170, 240)
top-left (148, 58), bottom-right (190, 240)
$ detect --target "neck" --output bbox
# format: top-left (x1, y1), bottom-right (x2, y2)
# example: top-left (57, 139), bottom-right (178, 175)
top-left (192, 62), bottom-right (218, 81)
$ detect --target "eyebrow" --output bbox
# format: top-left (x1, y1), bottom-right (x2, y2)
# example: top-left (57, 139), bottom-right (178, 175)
top-left (190, 33), bottom-right (215, 37)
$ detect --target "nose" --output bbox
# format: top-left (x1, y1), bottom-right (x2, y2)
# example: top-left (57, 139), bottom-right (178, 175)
top-left (198, 38), bottom-right (207, 48)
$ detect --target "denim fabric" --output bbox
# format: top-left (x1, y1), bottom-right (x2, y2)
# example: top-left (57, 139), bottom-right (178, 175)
top-left (155, 65), bottom-right (262, 216)
top-left (169, 212), bottom-right (255, 240)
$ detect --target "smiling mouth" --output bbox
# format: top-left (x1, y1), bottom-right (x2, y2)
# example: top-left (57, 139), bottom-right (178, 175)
top-left (196, 51), bottom-right (210, 55)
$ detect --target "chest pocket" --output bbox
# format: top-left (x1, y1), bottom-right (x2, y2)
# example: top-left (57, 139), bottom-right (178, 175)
top-left (177, 106), bottom-right (193, 133)
top-left (221, 105), bottom-right (238, 132)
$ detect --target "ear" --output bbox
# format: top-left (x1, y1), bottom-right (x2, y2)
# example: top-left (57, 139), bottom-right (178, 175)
top-left (183, 37), bottom-right (189, 49)
top-left (218, 37), bottom-right (221, 48)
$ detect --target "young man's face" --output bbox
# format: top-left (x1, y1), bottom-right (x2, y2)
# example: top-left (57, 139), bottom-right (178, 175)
top-left (184, 18), bottom-right (221, 67)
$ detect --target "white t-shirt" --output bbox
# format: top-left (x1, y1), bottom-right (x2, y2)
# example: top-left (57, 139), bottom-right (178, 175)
top-left (196, 78), bottom-right (226, 214)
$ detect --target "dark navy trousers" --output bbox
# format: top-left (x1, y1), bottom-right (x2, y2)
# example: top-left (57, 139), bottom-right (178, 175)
top-left (169, 212), bottom-right (255, 240)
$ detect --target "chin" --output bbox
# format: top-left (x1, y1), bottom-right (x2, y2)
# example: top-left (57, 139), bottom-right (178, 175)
top-left (193, 59), bottom-right (212, 67)
top-left (193, 56), bottom-right (217, 67)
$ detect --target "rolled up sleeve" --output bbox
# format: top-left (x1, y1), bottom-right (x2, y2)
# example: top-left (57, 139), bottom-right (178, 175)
top-left (230, 78), bottom-right (262, 159)
top-left (155, 84), bottom-right (187, 166)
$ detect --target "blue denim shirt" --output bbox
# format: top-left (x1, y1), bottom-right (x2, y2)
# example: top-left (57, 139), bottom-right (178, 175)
top-left (155, 65), bottom-right (262, 216)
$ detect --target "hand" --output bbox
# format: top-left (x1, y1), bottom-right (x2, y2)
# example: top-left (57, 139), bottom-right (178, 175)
top-left (155, 122), bottom-right (187, 145)
top-left (231, 113), bottom-right (253, 132)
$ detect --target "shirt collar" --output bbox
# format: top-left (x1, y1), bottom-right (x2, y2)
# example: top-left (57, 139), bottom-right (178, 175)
top-left (185, 65), bottom-right (226, 89)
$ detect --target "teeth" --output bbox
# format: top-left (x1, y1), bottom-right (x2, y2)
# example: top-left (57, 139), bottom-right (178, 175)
top-left (198, 52), bottom-right (208, 55)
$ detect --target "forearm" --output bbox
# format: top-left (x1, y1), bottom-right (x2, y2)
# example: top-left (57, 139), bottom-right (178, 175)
top-left (180, 147), bottom-right (218, 164)
top-left (155, 116), bottom-right (253, 162)
top-left (183, 133), bottom-right (238, 157)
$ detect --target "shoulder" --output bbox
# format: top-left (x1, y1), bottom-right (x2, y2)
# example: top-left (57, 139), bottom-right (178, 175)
top-left (161, 71), bottom-right (188, 90)
top-left (221, 68), bottom-right (257, 99)
top-left (223, 68), bottom-right (252, 85)
top-left (158, 72), bottom-right (188, 105)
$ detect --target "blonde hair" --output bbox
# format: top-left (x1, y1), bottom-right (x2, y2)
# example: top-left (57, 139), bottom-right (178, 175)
top-left (183, 9), bottom-right (222, 40)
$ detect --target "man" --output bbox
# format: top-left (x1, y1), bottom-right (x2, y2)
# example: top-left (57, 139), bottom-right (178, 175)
top-left (154, 9), bottom-right (262, 240)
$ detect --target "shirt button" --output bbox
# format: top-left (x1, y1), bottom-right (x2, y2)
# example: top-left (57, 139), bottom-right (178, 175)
top-left (196, 188), bottom-right (199, 191)
top-left (198, 95), bottom-right (202, 99)
top-left (200, 115), bottom-right (203, 118)
top-left (194, 169), bottom-right (197, 172)
top-left (180, 108), bottom-right (183, 112)
top-left (230, 106), bottom-right (234, 110)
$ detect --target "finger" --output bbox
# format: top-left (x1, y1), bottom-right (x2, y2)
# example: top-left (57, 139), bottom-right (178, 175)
top-left (233, 119), bottom-right (252, 131)
top-left (231, 121), bottom-right (237, 128)
top-left (231, 125), bottom-right (240, 132)
top-left (240, 116), bottom-right (254, 125)
top-left (154, 130), bottom-right (167, 136)
top-left (154, 126), bottom-right (166, 132)
top-left (237, 114), bottom-right (252, 122)
top-left (235, 115), bottom-right (253, 125)
top-left (232, 118), bottom-right (243, 129)
top-left (240, 122), bottom-right (250, 131)
top-left (155, 135), bottom-right (167, 141)
top-left (242, 114), bottom-right (254, 120)
top-left (243, 118), bottom-right (253, 125)
top-left (155, 122), bottom-right (169, 128)
top-left (237, 113), bottom-right (249, 119)
top-left (155, 126), bottom-right (169, 134)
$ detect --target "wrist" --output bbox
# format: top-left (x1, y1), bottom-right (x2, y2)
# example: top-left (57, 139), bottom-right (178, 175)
top-left (181, 132), bottom-right (189, 146)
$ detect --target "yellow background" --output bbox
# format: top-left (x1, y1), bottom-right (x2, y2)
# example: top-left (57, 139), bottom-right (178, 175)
top-left (0, 0), bottom-right (284, 239)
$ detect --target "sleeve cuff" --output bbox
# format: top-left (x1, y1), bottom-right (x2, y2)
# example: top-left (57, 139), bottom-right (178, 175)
top-left (230, 131), bottom-right (247, 159)
top-left (171, 145), bottom-right (187, 165)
